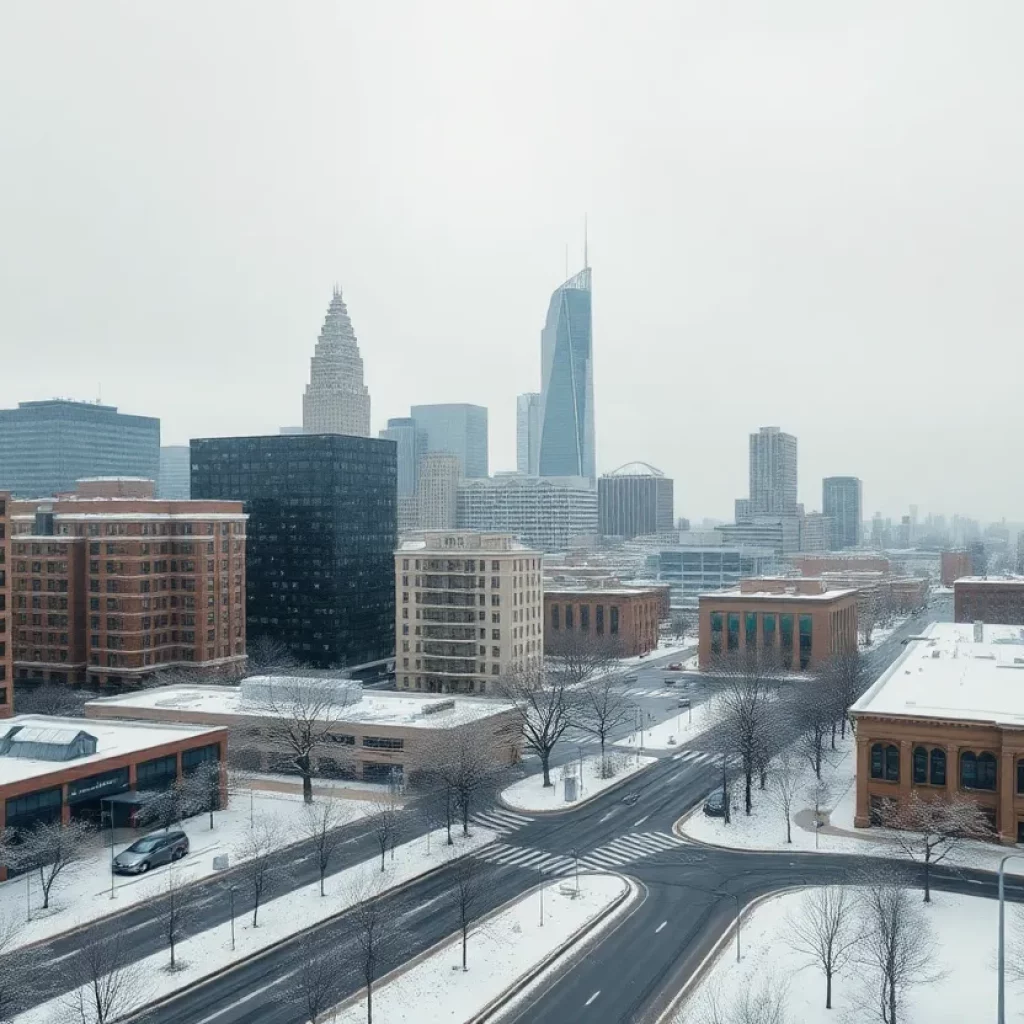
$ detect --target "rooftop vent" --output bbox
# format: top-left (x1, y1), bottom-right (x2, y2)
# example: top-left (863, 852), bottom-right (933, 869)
top-left (420, 699), bottom-right (456, 716)
top-left (0, 725), bottom-right (98, 761)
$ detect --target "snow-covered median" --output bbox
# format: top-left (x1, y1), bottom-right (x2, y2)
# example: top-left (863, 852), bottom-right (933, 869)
top-left (614, 702), bottom-right (714, 751)
top-left (502, 754), bottom-right (656, 812)
top-left (670, 888), bottom-right (1003, 1024)
top-left (334, 873), bottom-right (630, 1024)
top-left (0, 788), bottom-right (378, 952)
top-left (13, 826), bottom-right (494, 1024)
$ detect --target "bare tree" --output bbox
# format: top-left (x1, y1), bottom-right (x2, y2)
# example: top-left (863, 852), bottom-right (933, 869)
top-left (857, 881), bottom-right (939, 1024)
top-left (808, 775), bottom-right (832, 847)
top-left (498, 666), bottom-right (576, 788)
top-left (369, 796), bottom-right (401, 872)
top-left (137, 777), bottom-right (191, 833)
top-left (706, 653), bottom-right (781, 815)
top-left (572, 671), bottom-right (635, 777)
top-left (11, 818), bottom-right (93, 911)
top-left (158, 866), bottom-right (195, 972)
top-left (546, 630), bottom-right (623, 689)
top-left (289, 931), bottom-right (342, 1024)
top-left (877, 791), bottom-right (993, 902)
top-left (667, 612), bottom-right (691, 643)
top-left (302, 798), bottom-right (352, 896)
top-left (182, 759), bottom-right (224, 830)
top-left (786, 886), bottom-right (860, 1009)
top-left (12, 683), bottom-right (96, 717)
top-left (246, 675), bottom-right (355, 804)
top-left (62, 933), bottom-right (150, 1024)
top-left (348, 874), bottom-right (398, 1024)
top-left (234, 817), bottom-right (281, 927)
top-left (449, 852), bottom-right (486, 971)
top-left (768, 750), bottom-right (801, 844)
top-left (822, 651), bottom-right (869, 739)
top-left (246, 634), bottom-right (299, 672)
top-left (698, 973), bottom-right (789, 1024)
top-left (792, 683), bottom-right (835, 780)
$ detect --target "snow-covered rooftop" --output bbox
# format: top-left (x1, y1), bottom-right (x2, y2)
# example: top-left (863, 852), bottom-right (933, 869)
top-left (88, 683), bottom-right (511, 730)
top-left (699, 587), bottom-right (858, 602)
top-left (0, 715), bottom-right (222, 787)
top-left (954, 576), bottom-right (1024, 586)
top-left (851, 621), bottom-right (1024, 727)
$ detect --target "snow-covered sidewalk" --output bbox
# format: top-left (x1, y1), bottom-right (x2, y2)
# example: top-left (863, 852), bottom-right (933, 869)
top-left (670, 888), bottom-right (1004, 1024)
top-left (501, 754), bottom-right (656, 812)
top-left (334, 873), bottom-right (630, 1024)
top-left (0, 788), bottom-right (379, 952)
top-left (13, 825), bottom-right (496, 1024)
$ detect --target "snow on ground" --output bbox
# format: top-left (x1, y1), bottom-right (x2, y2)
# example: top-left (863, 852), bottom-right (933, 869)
top-left (334, 873), bottom-right (629, 1024)
top-left (0, 787), bottom-right (378, 952)
top-left (13, 825), bottom-right (496, 1024)
top-left (614, 700), bottom-right (714, 751)
top-left (501, 754), bottom-right (656, 812)
top-left (671, 888), bottom-right (1004, 1024)
top-left (619, 641), bottom-right (692, 667)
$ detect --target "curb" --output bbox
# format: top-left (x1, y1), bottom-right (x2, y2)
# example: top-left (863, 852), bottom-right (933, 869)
top-left (652, 885), bottom-right (806, 1024)
top-left (498, 758), bottom-right (659, 816)
top-left (119, 836), bottom-right (500, 1022)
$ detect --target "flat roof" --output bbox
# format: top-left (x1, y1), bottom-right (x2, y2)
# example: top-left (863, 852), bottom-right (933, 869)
top-left (87, 683), bottom-right (512, 730)
top-left (699, 587), bottom-right (857, 602)
top-left (851, 621), bottom-right (1024, 728)
top-left (544, 586), bottom-right (658, 597)
top-left (0, 715), bottom-right (222, 787)
top-left (954, 577), bottom-right (1024, 586)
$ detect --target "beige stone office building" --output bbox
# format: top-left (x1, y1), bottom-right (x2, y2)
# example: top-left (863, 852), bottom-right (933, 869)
top-left (396, 531), bottom-right (543, 695)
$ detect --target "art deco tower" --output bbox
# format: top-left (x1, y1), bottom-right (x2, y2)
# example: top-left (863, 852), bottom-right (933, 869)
top-left (302, 287), bottom-right (371, 436)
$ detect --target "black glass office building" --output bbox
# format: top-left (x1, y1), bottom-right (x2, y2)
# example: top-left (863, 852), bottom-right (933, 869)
top-left (538, 267), bottom-right (595, 483)
top-left (190, 434), bottom-right (397, 669)
top-left (0, 400), bottom-right (160, 497)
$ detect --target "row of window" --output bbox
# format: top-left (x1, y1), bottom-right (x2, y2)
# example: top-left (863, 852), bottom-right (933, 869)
top-left (870, 743), bottom-right (1006, 792)
top-left (709, 610), bottom-right (813, 669)
top-left (550, 604), bottom-right (620, 634)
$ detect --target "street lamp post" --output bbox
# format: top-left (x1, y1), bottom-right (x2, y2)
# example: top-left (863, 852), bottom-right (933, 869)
top-left (102, 798), bottom-right (116, 900)
top-left (998, 853), bottom-right (1024, 1022)
top-left (229, 885), bottom-right (237, 951)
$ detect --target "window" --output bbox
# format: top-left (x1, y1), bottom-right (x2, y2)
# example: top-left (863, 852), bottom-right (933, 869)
top-left (611, 606), bottom-right (619, 635)
top-left (798, 614), bottom-right (812, 669)
top-left (913, 746), bottom-right (927, 785)
top-left (551, 605), bottom-right (560, 630)
top-left (961, 751), bottom-right (997, 791)
top-left (762, 613), bottom-right (776, 648)
top-left (930, 748), bottom-right (946, 786)
top-left (363, 736), bottom-right (403, 750)
top-left (596, 605), bottom-right (604, 634)
top-left (710, 612), bottom-right (723, 655)
top-left (744, 612), bottom-right (756, 647)
top-left (780, 614), bottom-right (794, 662)
top-left (580, 606), bottom-right (590, 631)
top-left (565, 605), bottom-right (574, 630)
top-left (870, 743), bottom-right (899, 782)
top-left (726, 612), bottom-right (740, 651)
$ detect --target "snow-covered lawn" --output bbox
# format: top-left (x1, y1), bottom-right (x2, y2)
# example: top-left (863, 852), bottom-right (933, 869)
top-left (671, 888), bottom-right (1004, 1024)
top-left (0, 788), bottom-right (379, 952)
top-left (13, 825), bottom-right (496, 1024)
top-left (620, 641), bottom-right (692, 667)
top-left (614, 701), bottom-right (714, 751)
top-left (334, 873), bottom-right (630, 1024)
top-left (501, 754), bottom-right (656, 812)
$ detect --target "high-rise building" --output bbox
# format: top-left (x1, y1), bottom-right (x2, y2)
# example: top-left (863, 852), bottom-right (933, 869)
top-left (538, 267), bottom-right (595, 483)
top-left (302, 287), bottom-right (371, 437)
top-left (191, 434), bottom-right (396, 669)
top-left (598, 463), bottom-right (674, 539)
top-left (457, 475), bottom-right (598, 552)
top-left (822, 477), bottom-right (863, 549)
top-left (158, 445), bottom-right (191, 500)
top-left (0, 400), bottom-right (159, 498)
top-left (8, 479), bottom-right (247, 689)
top-left (516, 393), bottom-right (540, 475)
top-left (395, 531), bottom-right (543, 695)
top-left (409, 404), bottom-right (488, 479)
top-left (0, 492), bottom-right (11, 715)
top-left (415, 453), bottom-right (460, 530)
top-left (748, 426), bottom-right (797, 515)
top-left (378, 417), bottom-right (426, 498)
top-left (799, 512), bottom-right (834, 553)
top-left (658, 545), bottom-right (777, 609)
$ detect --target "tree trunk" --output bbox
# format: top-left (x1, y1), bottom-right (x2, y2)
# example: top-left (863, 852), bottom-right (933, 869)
top-left (367, 978), bottom-right (373, 1024)
top-left (826, 968), bottom-right (832, 1010)
top-left (599, 737), bottom-right (606, 778)
top-left (320, 866), bottom-right (326, 897)
top-left (923, 852), bottom-right (931, 903)
top-left (462, 797), bottom-right (470, 837)
top-left (889, 974), bottom-right (897, 1024)
top-left (170, 935), bottom-right (176, 971)
top-left (39, 868), bottom-right (50, 910)
top-left (541, 751), bottom-right (552, 788)
top-left (380, 847), bottom-right (386, 872)
top-left (744, 770), bottom-right (753, 815)
top-left (252, 897), bottom-right (259, 928)
top-left (785, 815), bottom-right (792, 843)
top-left (462, 924), bottom-right (468, 970)
top-left (302, 769), bottom-right (313, 805)
top-left (830, 721), bottom-right (837, 750)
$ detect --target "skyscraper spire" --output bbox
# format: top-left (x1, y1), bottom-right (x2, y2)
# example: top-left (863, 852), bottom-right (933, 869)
top-left (302, 287), bottom-right (371, 437)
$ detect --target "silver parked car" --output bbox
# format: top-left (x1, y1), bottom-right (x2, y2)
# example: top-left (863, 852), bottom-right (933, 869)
top-left (112, 830), bottom-right (189, 874)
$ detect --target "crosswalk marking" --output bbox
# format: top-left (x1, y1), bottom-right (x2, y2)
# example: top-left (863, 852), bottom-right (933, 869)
top-left (577, 831), bottom-right (688, 871)
top-left (470, 809), bottom-right (533, 835)
top-left (472, 843), bottom-right (577, 875)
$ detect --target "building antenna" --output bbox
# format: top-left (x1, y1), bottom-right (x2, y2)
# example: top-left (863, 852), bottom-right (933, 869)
top-left (583, 213), bottom-right (588, 269)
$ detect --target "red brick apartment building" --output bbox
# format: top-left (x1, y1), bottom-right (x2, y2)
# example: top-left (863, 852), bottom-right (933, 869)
top-left (954, 577), bottom-right (1024, 625)
top-left (0, 493), bottom-right (11, 716)
top-left (8, 479), bottom-right (247, 690)
top-left (544, 585), bottom-right (662, 657)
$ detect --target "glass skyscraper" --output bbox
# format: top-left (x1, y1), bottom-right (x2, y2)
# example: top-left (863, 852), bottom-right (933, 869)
top-left (538, 267), bottom-right (595, 483)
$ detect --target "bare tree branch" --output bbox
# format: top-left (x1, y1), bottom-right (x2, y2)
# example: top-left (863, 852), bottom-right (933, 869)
top-left (289, 931), bottom-right (343, 1024)
top-left (61, 933), bottom-right (151, 1024)
top-left (233, 816), bottom-right (281, 927)
top-left (768, 750), bottom-right (801, 844)
top-left (9, 818), bottom-right (94, 911)
top-left (449, 852), bottom-right (487, 971)
top-left (302, 798), bottom-right (352, 896)
top-left (369, 796), bottom-right (401, 872)
top-left (785, 886), bottom-right (860, 1009)
top-left (572, 671), bottom-right (635, 778)
top-left (347, 874), bottom-right (400, 1024)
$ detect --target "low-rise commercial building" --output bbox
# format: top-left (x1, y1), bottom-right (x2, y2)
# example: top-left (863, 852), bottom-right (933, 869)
top-left (544, 585), bottom-right (661, 657)
top-left (954, 577), bottom-right (1024, 625)
top-left (850, 621), bottom-right (1024, 845)
top-left (396, 532), bottom-right (543, 695)
top-left (941, 550), bottom-right (973, 587)
top-left (86, 678), bottom-right (522, 783)
top-left (698, 578), bottom-right (858, 670)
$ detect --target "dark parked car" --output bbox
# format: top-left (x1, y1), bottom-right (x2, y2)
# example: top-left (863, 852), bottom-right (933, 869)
top-left (703, 790), bottom-right (730, 817)
top-left (622, 792), bottom-right (640, 805)
top-left (112, 831), bottom-right (189, 874)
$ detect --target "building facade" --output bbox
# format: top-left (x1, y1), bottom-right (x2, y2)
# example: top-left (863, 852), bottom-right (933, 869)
top-left (748, 426), bottom-right (797, 515)
top-left (302, 287), bottom-right (371, 437)
top-left (538, 267), bottom-right (595, 483)
top-left (409, 404), bottom-right (488, 480)
top-left (191, 433), bottom-right (396, 669)
top-left (799, 512), bottom-right (834, 553)
top-left (395, 533), bottom-right (543, 695)
top-left (698, 578), bottom-right (858, 670)
top-left (516, 393), bottom-right (540, 476)
top-left (8, 481), bottom-right (247, 689)
top-left (658, 546), bottom-right (776, 609)
top-left (415, 452), bottom-right (460, 530)
top-left (822, 476), bottom-right (862, 549)
top-left (598, 463), bottom-right (674, 539)
top-left (850, 622), bottom-right (1024, 844)
top-left (0, 400), bottom-right (159, 499)
top-left (545, 586), bottom-right (660, 657)
top-left (457, 475), bottom-right (598, 552)
top-left (158, 446), bottom-right (190, 500)
top-left (378, 417), bottom-right (425, 498)
top-left (0, 494), bottom-right (10, 715)
top-left (718, 516), bottom-right (801, 555)
top-left (954, 577), bottom-right (1024, 625)
top-left (941, 549), bottom-right (974, 586)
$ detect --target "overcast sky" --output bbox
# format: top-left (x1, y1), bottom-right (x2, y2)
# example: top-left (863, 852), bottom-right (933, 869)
top-left (1, 2), bottom-right (1021, 521)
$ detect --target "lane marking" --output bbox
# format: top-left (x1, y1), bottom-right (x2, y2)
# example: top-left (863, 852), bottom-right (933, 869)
top-left (633, 815), bottom-right (649, 827)
top-left (585, 991), bottom-right (601, 1007)
top-left (599, 811), bottom-right (616, 823)
top-left (655, 920), bottom-right (667, 933)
